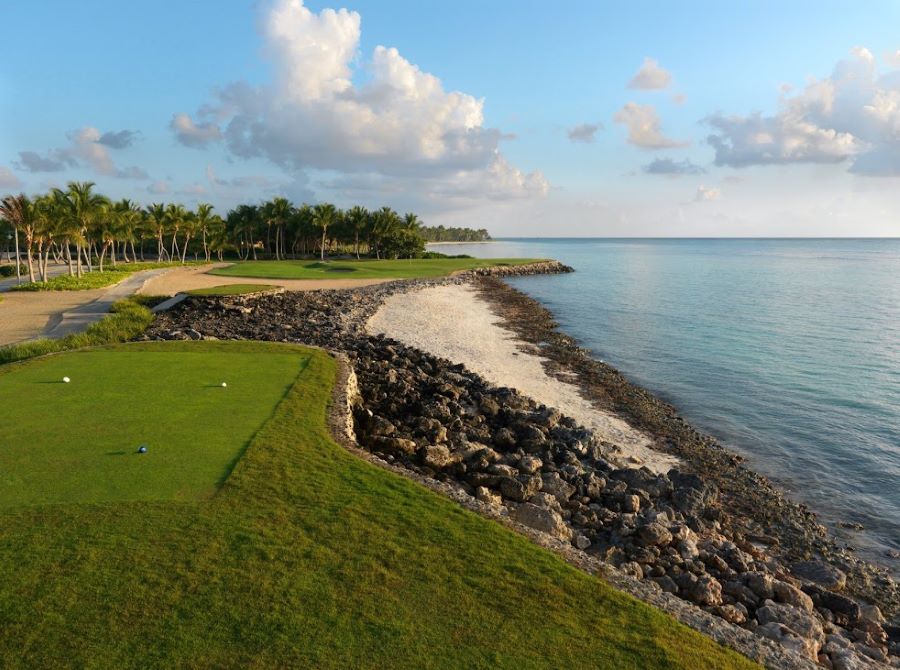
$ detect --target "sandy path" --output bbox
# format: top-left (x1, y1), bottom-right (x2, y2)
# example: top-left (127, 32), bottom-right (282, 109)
top-left (368, 283), bottom-right (680, 474)
top-left (0, 291), bottom-right (107, 346)
top-left (138, 264), bottom-right (392, 296)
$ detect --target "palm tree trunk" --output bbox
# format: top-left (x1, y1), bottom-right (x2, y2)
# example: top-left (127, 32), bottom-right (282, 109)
top-left (181, 235), bottom-right (191, 264)
top-left (99, 242), bottom-right (108, 272)
top-left (13, 226), bottom-right (21, 284)
top-left (65, 242), bottom-right (74, 276)
top-left (320, 228), bottom-right (327, 261)
top-left (110, 240), bottom-right (117, 267)
top-left (36, 240), bottom-right (45, 282)
top-left (202, 229), bottom-right (209, 262)
top-left (76, 243), bottom-right (83, 278)
top-left (42, 245), bottom-right (51, 282)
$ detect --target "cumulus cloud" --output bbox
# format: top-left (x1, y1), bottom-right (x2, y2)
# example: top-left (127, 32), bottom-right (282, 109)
top-left (16, 127), bottom-right (148, 179)
top-left (694, 185), bottom-right (719, 201)
top-left (628, 57), bottom-right (671, 90)
top-left (15, 150), bottom-right (72, 172)
top-left (567, 122), bottom-right (602, 143)
top-left (0, 166), bottom-right (22, 189)
top-left (97, 129), bottom-right (139, 149)
top-left (642, 157), bottom-right (706, 175)
top-left (614, 103), bottom-right (688, 149)
top-left (706, 47), bottom-right (900, 175)
top-left (170, 113), bottom-right (223, 148)
top-left (175, 0), bottom-right (546, 201)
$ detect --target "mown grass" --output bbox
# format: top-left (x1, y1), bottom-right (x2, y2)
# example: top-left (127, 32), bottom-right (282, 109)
top-left (0, 297), bottom-right (154, 365)
top-left (187, 283), bottom-right (279, 296)
top-left (0, 341), bottom-right (758, 669)
top-left (209, 257), bottom-right (544, 280)
top-left (9, 262), bottom-right (201, 292)
top-left (0, 344), bottom-right (307, 506)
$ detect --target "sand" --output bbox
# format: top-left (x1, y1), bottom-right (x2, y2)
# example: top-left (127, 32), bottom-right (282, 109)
top-left (0, 291), bottom-right (107, 346)
top-left (138, 264), bottom-right (392, 296)
top-left (368, 283), bottom-right (680, 474)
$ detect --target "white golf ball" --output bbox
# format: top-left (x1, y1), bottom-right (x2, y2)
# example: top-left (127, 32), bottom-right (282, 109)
top-left (221, 382), bottom-right (227, 388)
top-left (62, 376), bottom-right (70, 383)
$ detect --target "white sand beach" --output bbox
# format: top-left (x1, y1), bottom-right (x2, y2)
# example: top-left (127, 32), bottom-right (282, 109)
top-left (368, 283), bottom-right (680, 474)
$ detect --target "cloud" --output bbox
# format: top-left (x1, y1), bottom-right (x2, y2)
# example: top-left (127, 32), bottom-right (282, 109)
top-left (706, 47), bottom-right (900, 175)
top-left (170, 113), bottom-right (223, 148)
top-left (614, 103), bottom-right (688, 149)
top-left (694, 185), bottom-right (719, 201)
top-left (15, 150), bottom-right (72, 172)
top-left (628, 57), bottom-right (671, 90)
top-left (115, 166), bottom-right (150, 180)
top-left (177, 182), bottom-right (208, 197)
top-left (97, 130), bottom-right (139, 149)
top-left (177, 0), bottom-right (546, 202)
top-left (885, 49), bottom-right (900, 69)
top-left (567, 122), bottom-right (602, 143)
top-left (16, 127), bottom-right (149, 179)
top-left (641, 158), bottom-right (706, 175)
top-left (0, 166), bottom-right (22, 189)
top-left (147, 180), bottom-right (170, 195)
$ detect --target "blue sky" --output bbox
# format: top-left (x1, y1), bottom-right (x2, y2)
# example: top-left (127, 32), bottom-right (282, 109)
top-left (2, 0), bottom-right (900, 236)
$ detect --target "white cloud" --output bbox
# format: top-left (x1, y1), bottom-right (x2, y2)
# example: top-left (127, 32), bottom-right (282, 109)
top-left (694, 185), bottom-right (719, 201)
top-left (170, 113), bottom-right (223, 148)
top-left (885, 49), bottom-right (900, 69)
top-left (16, 127), bottom-right (148, 179)
top-left (628, 57), bottom-right (671, 90)
top-left (0, 166), bottom-right (22, 190)
top-left (567, 122), bottom-right (602, 143)
top-left (15, 150), bottom-right (71, 172)
top-left (642, 158), bottom-right (706, 175)
top-left (614, 103), bottom-right (688, 149)
top-left (706, 47), bottom-right (900, 176)
top-left (176, 0), bottom-right (546, 202)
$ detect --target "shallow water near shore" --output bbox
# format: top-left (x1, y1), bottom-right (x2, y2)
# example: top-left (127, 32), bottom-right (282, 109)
top-left (432, 238), bottom-right (900, 574)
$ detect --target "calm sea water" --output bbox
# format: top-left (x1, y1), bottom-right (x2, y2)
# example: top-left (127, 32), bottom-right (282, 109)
top-left (433, 239), bottom-right (900, 572)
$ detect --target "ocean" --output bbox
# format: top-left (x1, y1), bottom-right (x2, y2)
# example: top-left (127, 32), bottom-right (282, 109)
top-left (432, 238), bottom-right (900, 573)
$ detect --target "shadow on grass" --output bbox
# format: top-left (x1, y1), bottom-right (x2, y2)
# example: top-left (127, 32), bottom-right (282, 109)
top-left (213, 355), bottom-right (312, 491)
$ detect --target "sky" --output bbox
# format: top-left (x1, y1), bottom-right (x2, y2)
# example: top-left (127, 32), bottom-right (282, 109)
top-left (2, 0), bottom-right (900, 237)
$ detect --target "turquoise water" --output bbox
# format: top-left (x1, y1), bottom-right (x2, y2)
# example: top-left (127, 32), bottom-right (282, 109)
top-left (435, 239), bottom-right (900, 571)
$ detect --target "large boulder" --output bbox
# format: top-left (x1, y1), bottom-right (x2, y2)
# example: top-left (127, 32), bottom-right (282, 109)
top-left (511, 503), bottom-right (572, 541)
top-left (793, 560), bottom-right (847, 591)
top-left (756, 600), bottom-right (825, 660)
top-left (540, 472), bottom-right (576, 503)
top-left (635, 522), bottom-right (673, 548)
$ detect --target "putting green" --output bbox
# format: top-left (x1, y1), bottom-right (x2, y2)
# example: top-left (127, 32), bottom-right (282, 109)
top-left (0, 342), bottom-right (308, 506)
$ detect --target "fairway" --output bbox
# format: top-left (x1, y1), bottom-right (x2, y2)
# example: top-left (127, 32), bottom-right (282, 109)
top-left (187, 283), bottom-right (279, 296)
top-left (0, 342), bottom-right (307, 505)
top-left (208, 257), bottom-right (543, 280)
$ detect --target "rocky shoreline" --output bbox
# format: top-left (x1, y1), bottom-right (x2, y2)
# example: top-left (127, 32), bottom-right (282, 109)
top-left (142, 262), bottom-right (898, 669)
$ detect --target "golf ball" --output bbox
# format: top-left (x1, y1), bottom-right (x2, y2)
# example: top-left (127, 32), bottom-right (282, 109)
top-left (221, 382), bottom-right (228, 388)
top-left (138, 446), bottom-right (148, 454)
top-left (62, 376), bottom-right (70, 383)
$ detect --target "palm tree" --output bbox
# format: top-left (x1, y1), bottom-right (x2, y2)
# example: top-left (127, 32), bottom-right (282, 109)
top-left (165, 203), bottom-right (187, 260)
top-left (345, 205), bottom-right (369, 259)
top-left (61, 182), bottom-right (107, 277)
top-left (194, 203), bottom-right (217, 262)
top-left (263, 197), bottom-right (292, 260)
top-left (311, 203), bottom-right (339, 261)
top-left (32, 194), bottom-right (61, 281)
top-left (0, 194), bottom-right (29, 284)
top-left (145, 203), bottom-right (169, 261)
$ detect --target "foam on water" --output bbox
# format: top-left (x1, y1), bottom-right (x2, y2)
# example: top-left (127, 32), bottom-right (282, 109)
top-left (436, 238), bottom-right (900, 572)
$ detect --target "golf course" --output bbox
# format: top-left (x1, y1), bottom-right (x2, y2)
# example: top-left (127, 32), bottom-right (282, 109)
top-left (208, 258), bottom-right (544, 280)
top-left (0, 339), bottom-right (757, 669)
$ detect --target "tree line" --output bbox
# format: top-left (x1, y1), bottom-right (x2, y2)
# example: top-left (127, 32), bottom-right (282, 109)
top-left (0, 182), bottom-right (492, 284)
top-left (418, 225), bottom-right (491, 242)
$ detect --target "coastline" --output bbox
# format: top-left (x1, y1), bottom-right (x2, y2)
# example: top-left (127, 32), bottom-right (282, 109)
top-left (143, 263), bottom-right (898, 667)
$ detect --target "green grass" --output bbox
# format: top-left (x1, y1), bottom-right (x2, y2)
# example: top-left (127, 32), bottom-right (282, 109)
top-left (187, 283), bottom-right (279, 296)
top-left (0, 341), bottom-right (758, 669)
top-left (209, 257), bottom-right (544, 280)
top-left (9, 262), bottom-right (201, 292)
top-left (0, 297), bottom-right (153, 365)
top-left (0, 345), bottom-right (307, 505)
